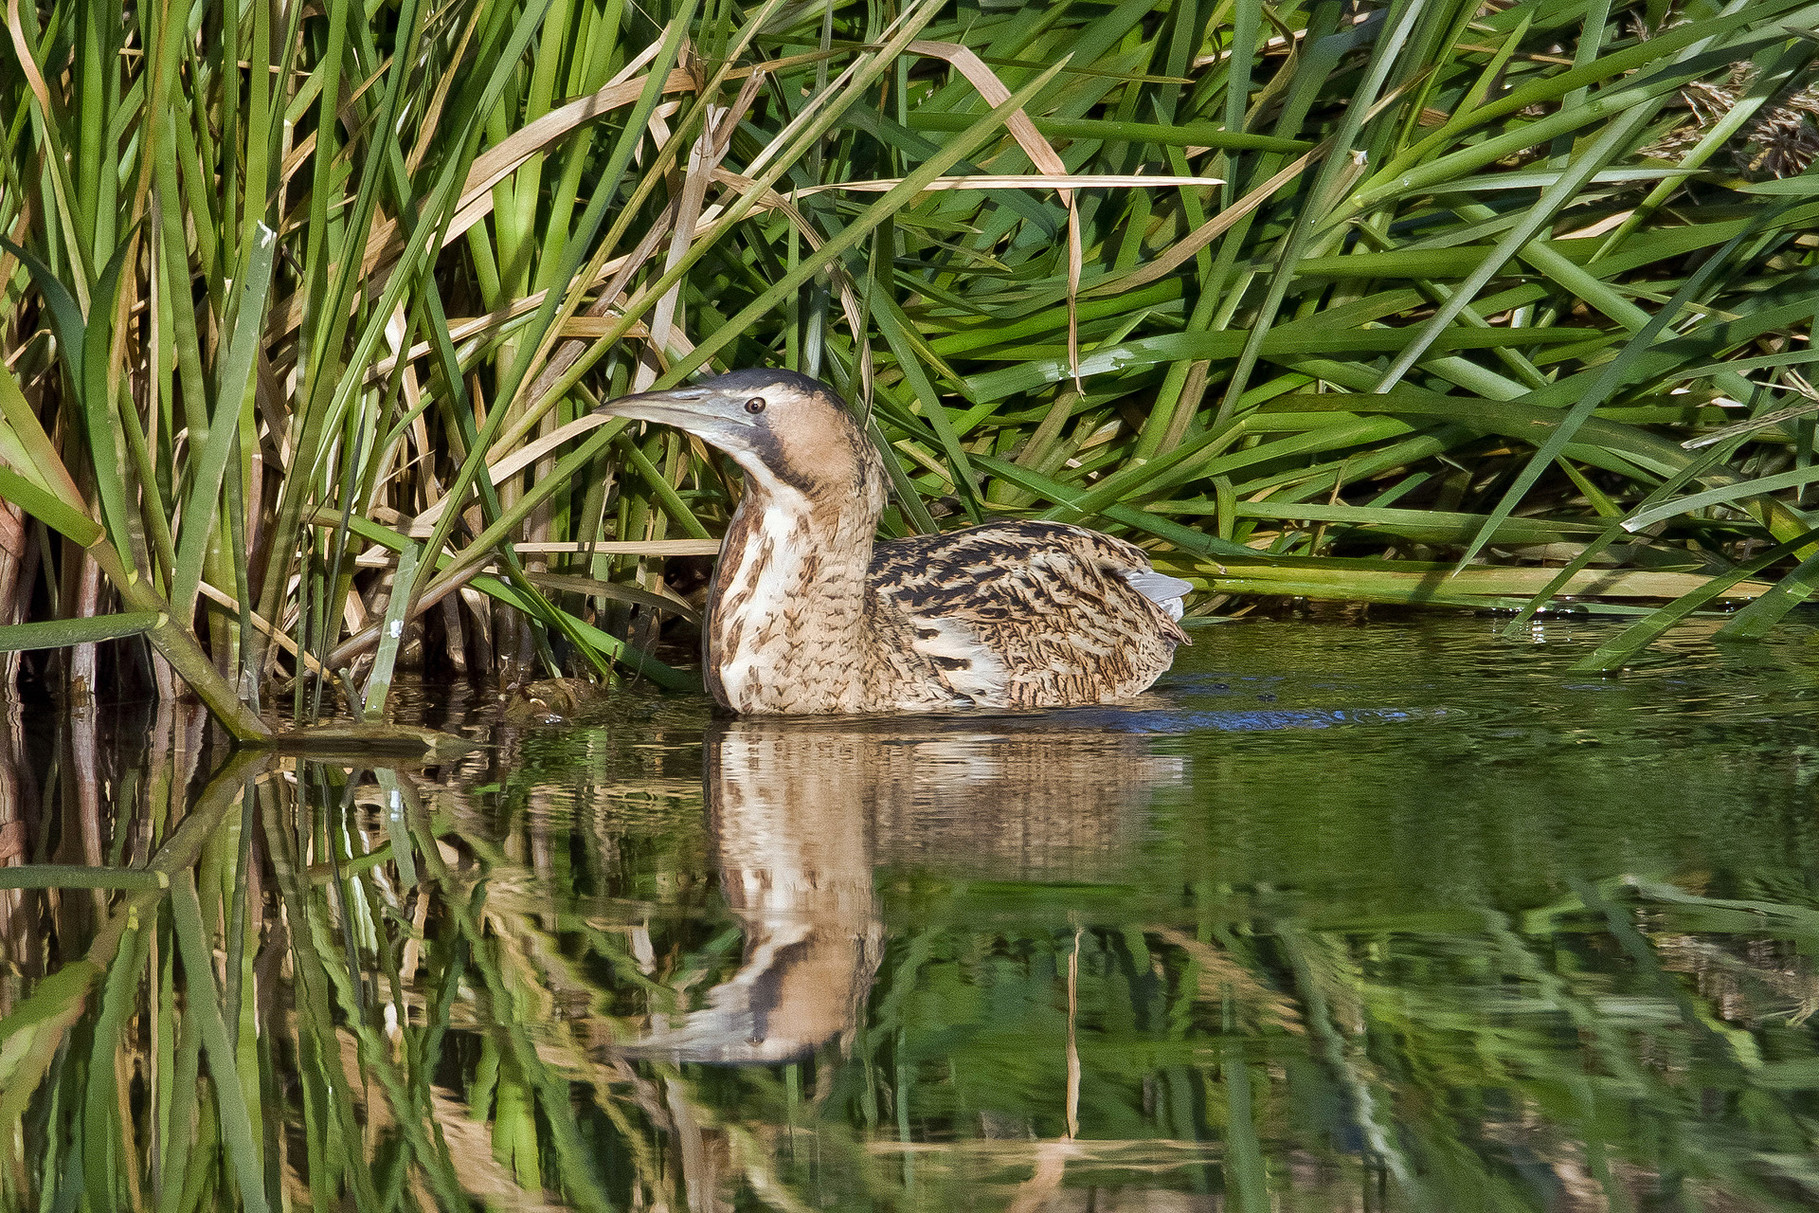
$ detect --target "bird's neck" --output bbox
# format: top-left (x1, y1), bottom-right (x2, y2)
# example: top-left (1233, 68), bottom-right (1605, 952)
top-left (704, 456), bottom-right (885, 714)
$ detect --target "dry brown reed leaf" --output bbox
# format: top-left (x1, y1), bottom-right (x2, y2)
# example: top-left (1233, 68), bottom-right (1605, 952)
top-left (380, 301), bottom-right (424, 483)
top-left (908, 40), bottom-right (1083, 386)
top-left (440, 68), bottom-right (701, 261)
top-left (197, 581), bottom-right (332, 676)
top-left (521, 571), bottom-right (702, 624)
top-left (410, 413), bottom-right (610, 532)
top-left (270, 68), bottom-right (703, 341)
top-left (1087, 80), bottom-right (1414, 300)
top-left (638, 69), bottom-right (764, 390)
top-left (506, 215), bottom-right (677, 454)
top-left (405, 1), bottom-right (488, 176)
top-left (1557, 209), bottom-right (1634, 240)
top-left (507, 539), bottom-right (722, 555)
top-left (276, 58), bottom-right (396, 196)
top-left (372, 291), bottom-right (573, 380)
top-left (4, 0), bottom-right (54, 132)
top-left (556, 316), bottom-right (691, 346)
top-left (795, 173), bottom-right (1219, 192)
top-left (364, 296), bottom-right (676, 394)
top-left (1082, 151), bottom-right (1316, 297)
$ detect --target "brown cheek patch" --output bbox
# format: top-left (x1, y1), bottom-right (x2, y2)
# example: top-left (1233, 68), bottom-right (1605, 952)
top-left (771, 415), bottom-right (853, 497)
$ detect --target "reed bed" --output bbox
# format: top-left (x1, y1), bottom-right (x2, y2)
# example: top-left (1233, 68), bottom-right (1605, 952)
top-left (2, 0), bottom-right (1818, 734)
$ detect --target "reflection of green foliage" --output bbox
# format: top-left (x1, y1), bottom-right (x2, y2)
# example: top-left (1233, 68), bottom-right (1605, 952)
top-left (5, 623), bottom-right (1819, 1210)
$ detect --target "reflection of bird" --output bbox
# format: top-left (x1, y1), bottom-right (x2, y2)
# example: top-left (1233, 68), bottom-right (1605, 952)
top-left (599, 369), bottom-right (1190, 715)
top-left (621, 717), bottom-right (1180, 1064)
top-left (622, 720), bottom-right (881, 1064)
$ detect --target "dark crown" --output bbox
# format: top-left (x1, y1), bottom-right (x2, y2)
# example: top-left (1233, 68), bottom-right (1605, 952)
top-left (701, 367), bottom-right (840, 401)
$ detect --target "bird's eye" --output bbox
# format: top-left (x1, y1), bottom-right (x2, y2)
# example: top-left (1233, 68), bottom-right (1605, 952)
top-left (744, 397), bottom-right (767, 415)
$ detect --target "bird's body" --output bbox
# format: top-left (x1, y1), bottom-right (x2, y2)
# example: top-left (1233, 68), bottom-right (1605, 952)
top-left (601, 369), bottom-right (1188, 715)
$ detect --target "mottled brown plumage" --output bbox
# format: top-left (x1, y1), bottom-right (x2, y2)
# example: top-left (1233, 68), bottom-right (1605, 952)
top-left (599, 369), bottom-right (1189, 715)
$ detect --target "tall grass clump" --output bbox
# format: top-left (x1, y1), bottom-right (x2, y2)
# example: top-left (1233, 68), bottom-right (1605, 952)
top-left (2, 0), bottom-right (1819, 733)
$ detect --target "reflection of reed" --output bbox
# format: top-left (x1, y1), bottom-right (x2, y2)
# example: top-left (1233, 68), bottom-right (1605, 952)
top-left (8, 700), bottom-right (1816, 1213)
top-left (0, 699), bottom-right (212, 993)
top-left (628, 718), bottom-right (1182, 1064)
top-left (0, 701), bottom-right (31, 1003)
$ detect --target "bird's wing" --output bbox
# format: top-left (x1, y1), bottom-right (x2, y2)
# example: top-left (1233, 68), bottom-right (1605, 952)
top-left (869, 521), bottom-right (1189, 708)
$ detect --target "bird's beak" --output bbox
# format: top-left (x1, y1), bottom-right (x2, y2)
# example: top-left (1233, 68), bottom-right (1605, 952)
top-left (595, 385), bottom-right (762, 454)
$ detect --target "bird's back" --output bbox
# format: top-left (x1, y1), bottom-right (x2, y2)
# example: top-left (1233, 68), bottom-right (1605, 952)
top-left (866, 520), bottom-right (1189, 710)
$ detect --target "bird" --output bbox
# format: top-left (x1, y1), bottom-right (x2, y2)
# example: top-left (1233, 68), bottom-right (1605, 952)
top-left (598, 368), bottom-right (1190, 715)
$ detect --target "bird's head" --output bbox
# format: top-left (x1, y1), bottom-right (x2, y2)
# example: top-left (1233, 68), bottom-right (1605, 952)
top-left (598, 368), bottom-right (879, 500)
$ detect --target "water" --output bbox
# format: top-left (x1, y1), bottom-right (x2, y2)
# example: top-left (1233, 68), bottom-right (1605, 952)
top-left (4, 615), bottom-right (1819, 1211)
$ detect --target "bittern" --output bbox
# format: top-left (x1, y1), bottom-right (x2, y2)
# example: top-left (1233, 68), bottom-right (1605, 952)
top-left (599, 369), bottom-right (1189, 715)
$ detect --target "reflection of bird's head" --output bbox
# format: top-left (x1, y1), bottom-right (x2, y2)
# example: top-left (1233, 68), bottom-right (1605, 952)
top-left (615, 924), bottom-right (861, 1066)
top-left (615, 718), bottom-right (881, 1066)
top-left (598, 369), bottom-right (875, 499)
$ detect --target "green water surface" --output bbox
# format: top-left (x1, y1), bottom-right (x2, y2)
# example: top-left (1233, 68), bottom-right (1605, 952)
top-left (3, 615), bottom-right (1818, 1211)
